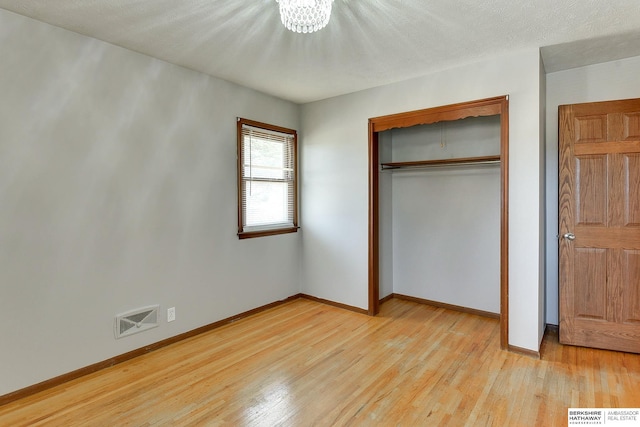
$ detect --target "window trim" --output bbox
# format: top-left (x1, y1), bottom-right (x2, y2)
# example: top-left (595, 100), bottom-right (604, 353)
top-left (237, 117), bottom-right (298, 239)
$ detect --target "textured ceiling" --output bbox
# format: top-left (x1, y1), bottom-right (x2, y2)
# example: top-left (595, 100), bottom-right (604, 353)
top-left (1, 0), bottom-right (639, 103)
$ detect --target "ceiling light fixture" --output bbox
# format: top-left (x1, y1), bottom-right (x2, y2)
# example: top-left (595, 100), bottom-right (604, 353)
top-left (276, 0), bottom-right (334, 34)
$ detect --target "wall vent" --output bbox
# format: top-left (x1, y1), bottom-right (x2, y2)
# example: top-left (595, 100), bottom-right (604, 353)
top-left (114, 305), bottom-right (159, 339)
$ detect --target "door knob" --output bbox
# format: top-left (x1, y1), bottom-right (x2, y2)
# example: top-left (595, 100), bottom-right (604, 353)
top-left (563, 232), bottom-right (576, 241)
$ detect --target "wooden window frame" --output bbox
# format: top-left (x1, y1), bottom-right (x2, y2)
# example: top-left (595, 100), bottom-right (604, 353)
top-left (237, 118), bottom-right (298, 239)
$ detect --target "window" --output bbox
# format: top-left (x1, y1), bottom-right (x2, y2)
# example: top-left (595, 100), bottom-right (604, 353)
top-left (237, 118), bottom-right (298, 239)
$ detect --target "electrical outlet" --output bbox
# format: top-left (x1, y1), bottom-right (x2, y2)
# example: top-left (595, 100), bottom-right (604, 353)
top-left (167, 307), bottom-right (176, 322)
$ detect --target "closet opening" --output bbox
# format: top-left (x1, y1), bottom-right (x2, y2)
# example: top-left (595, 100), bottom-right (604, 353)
top-left (368, 96), bottom-right (509, 349)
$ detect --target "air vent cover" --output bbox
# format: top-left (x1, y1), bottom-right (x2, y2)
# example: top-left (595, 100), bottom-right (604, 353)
top-left (114, 305), bottom-right (159, 339)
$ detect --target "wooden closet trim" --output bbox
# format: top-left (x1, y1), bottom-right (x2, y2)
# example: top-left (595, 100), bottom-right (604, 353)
top-left (368, 95), bottom-right (510, 349)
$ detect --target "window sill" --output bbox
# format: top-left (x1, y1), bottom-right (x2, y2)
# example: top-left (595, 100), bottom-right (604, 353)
top-left (238, 227), bottom-right (299, 240)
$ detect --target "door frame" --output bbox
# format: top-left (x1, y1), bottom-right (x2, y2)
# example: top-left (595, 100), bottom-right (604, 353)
top-left (368, 96), bottom-right (510, 349)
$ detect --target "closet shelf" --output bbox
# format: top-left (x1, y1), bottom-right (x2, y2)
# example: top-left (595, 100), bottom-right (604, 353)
top-left (381, 155), bottom-right (500, 170)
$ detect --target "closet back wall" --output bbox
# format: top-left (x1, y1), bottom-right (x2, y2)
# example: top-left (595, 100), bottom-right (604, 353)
top-left (380, 117), bottom-right (501, 314)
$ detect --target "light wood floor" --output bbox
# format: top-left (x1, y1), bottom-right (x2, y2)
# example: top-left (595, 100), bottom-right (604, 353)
top-left (1, 298), bottom-right (639, 426)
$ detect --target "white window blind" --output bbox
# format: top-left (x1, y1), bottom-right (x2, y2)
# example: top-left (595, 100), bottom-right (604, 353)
top-left (238, 120), bottom-right (297, 238)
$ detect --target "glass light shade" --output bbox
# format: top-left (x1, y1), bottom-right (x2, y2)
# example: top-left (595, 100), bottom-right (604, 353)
top-left (276, 0), bottom-right (334, 34)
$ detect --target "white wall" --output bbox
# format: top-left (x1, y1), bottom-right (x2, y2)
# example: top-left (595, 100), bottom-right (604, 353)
top-left (379, 131), bottom-right (394, 299)
top-left (300, 49), bottom-right (545, 351)
top-left (544, 54), bottom-right (640, 325)
top-left (0, 9), bottom-right (300, 396)
top-left (539, 53), bottom-right (547, 344)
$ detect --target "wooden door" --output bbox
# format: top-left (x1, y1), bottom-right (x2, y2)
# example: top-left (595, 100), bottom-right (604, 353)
top-left (559, 98), bottom-right (640, 353)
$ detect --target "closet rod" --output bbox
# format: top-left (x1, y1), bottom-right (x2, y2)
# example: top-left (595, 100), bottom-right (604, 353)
top-left (381, 155), bottom-right (501, 171)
